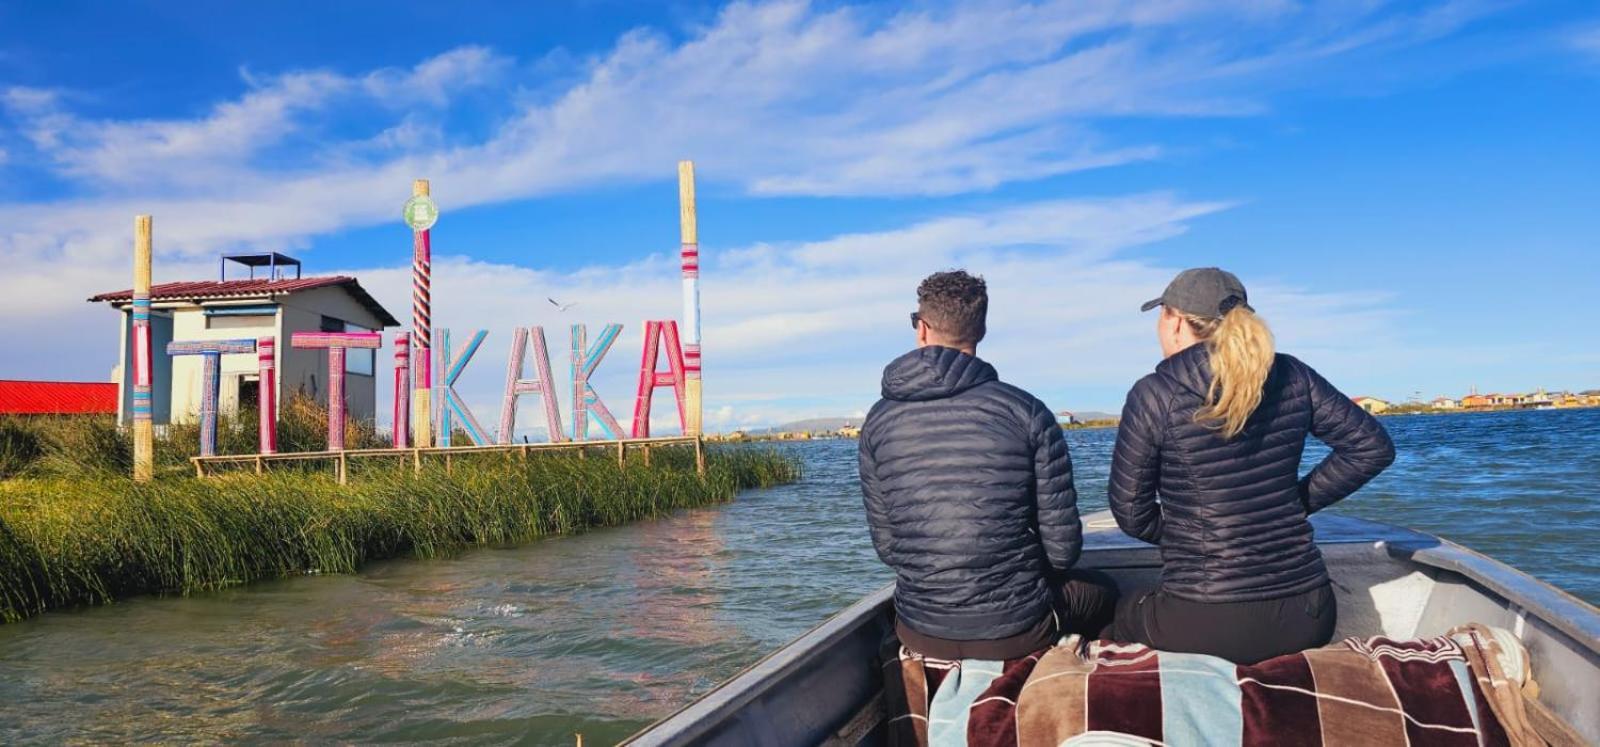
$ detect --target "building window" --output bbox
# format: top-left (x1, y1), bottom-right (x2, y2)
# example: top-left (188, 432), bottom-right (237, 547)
top-left (321, 316), bottom-right (375, 376)
top-left (207, 314), bottom-right (275, 329)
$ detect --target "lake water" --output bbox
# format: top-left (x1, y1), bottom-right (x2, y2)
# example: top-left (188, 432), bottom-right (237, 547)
top-left (0, 408), bottom-right (1595, 744)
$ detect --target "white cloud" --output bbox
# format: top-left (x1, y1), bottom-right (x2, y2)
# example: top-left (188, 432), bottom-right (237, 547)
top-left (0, 0), bottom-right (1513, 426)
top-left (3, 46), bottom-right (512, 190)
top-left (311, 193), bottom-right (1403, 434)
top-left (1571, 25), bottom-right (1600, 60)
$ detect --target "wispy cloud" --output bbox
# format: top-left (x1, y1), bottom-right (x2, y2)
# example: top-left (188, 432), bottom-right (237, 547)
top-left (1570, 24), bottom-right (1600, 60)
top-left (320, 194), bottom-right (1401, 433)
top-left (0, 0), bottom-right (1514, 424)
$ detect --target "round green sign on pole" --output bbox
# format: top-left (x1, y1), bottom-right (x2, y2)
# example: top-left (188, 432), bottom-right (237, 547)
top-left (403, 195), bottom-right (439, 232)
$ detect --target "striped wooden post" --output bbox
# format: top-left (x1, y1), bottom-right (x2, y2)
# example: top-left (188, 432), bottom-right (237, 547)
top-left (434, 328), bottom-right (491, 446)
top-left (498, 326), bottom-right (566, 443)
top-left (630, 320), bottom-right (688, 438)
top-left (570, 323), bottom-right (624, 441)
top-left (131, 215), bottom-right (155, 481)
top-left (678, 162), bottom-right (703, 436)
top-left (258, 337), bottom-right (277, 454)
top-left (167, 339), bottom-right (256, 457)
top-left (291, 331), bottom-right (382, 451)
top-left (411, 179), bottom-right (434, 450)
top-left (393, 334), bottom-right (411, 448)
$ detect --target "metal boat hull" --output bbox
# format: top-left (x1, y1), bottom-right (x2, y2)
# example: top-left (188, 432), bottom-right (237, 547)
top-left (626, 511), bottom-right (1600, 746)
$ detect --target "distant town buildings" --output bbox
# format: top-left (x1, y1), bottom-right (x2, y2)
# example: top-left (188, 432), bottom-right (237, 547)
top-left (1352, 396), bottom-right (1391, 414)
top-left (1363, 387), bottom-right (1599, 414)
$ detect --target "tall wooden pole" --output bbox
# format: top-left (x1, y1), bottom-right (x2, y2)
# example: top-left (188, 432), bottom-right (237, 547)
top-left (678, 162), bottom-right (703, 436)
top-left (132, 215), bottom-right (155, 481)
top-left (411, 179), bottom-right (434, 448)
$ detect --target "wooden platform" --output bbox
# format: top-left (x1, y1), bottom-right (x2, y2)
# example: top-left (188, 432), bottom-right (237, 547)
top-left (190, 436), bottom-right (706, 483)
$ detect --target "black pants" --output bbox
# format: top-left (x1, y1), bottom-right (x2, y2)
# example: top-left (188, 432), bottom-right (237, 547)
top-left (897, 569), bottom-right (1119, 661)
top-left (1110, 583), bottom-right (1336, 665)
top-left (1052, 567), bottom-right (1120, 639)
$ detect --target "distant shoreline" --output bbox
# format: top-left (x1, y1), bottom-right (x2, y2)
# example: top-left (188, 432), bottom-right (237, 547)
top-left (1373, 404), bottom-right (1599, 417)
top-left (1057, 403), bottom-right (1598, 434)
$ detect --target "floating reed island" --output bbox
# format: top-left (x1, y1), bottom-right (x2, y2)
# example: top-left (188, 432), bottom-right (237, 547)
top-left (0, 405), bottom-right (800, 623)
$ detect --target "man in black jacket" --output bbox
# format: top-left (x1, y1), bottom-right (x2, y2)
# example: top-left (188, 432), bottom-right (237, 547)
top-left (859, 271), bottom-right (1115, 661)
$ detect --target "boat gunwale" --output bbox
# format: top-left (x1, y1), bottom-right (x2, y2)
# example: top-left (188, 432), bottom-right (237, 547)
top-left (622, 584), bottom-right (895, 746)
top-left (623, 512), bottom-right (1600, 744)
top-left (1388, 536), bottom-right (1600, 653)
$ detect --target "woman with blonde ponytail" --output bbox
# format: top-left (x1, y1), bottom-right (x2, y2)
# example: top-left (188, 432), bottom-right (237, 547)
top-left (1106, 268), bottom-right (1396, 664)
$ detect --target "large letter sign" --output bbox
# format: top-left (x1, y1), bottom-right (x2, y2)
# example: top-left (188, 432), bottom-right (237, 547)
top-left (498, 326), bottom-right (565, 444)
top-left (570, 324), bottom-right (624, 441)
top-left (256, 337), bottom-right (278, 454)
top-left (392, 334), bottom-right (410, 448)
top-left (291, 331), bottom-right (382, 450)
top-left (167, 338), bottom-right (257, 457)
top-left (631, 320), bottom-right (688, 438)
top-left (433, 328), bottom-right (490, 447)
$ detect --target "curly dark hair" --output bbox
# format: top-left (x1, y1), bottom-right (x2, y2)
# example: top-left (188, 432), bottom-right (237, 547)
top-left (916, 270), bottom-right (987, 348)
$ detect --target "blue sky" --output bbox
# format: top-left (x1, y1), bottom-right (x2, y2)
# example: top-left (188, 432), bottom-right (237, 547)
top-left (2, 0), bottom-right (1597, 431)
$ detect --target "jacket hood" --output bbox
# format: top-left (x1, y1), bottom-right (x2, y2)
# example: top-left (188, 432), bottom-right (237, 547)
top-left (881, 346), bottom-right (998, 402)
top-left (1156, 343), bottom-right (1215, 397)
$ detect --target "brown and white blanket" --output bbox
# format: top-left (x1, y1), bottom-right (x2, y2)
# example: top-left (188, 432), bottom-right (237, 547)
top-left (884, 624), bottom-right (1546, 747)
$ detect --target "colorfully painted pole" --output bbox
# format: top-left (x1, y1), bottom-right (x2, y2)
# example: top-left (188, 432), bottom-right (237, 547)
top-left (132, 215), bottom-right (155, 481)
top-left (631, 320), bottom-right (688, 438)
top-left (393, 334), bottom-right (410, 448)
top-left (679, 161), bottom-right (703, 436)
top-left (411, 179), bottom-right (434, 450)
top-left (258, 337), bottom-right (277, 454)
top-left (571, 323), bottom-right (625, 441)
top-left (166, 339), bottom-right (256, 457)
top-left (498, 326), bottom-right (566, 444)
top-left (291, 331), bottom-right (382, 451)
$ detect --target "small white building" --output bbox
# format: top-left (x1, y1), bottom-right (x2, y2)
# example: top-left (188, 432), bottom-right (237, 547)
top-left (1352, 396), bottom-right (1391, 414)
top-left (1431, 397), bottom-right (1460, 410)
top-left (91, 253), bottom-right (399, 426)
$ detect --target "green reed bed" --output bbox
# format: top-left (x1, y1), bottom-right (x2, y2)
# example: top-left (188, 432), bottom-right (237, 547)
top-left (0, 415), bottom-right (800, 623)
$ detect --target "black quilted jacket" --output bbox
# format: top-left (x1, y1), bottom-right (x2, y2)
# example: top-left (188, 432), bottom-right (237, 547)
top-left (1109, 345), bottom-right (1395, 603)
top-left (860, 346), bottom-right (1081, 641)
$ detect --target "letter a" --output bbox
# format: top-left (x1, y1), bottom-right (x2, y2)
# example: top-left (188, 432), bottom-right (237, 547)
top-left (499, 326), bottom-right (566, 443)
top-left (631, 320), bottom-right (687, 438)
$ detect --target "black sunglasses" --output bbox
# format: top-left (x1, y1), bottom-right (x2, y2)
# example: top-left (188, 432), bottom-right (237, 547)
top-left (909, 311), bottom-right (921, 329)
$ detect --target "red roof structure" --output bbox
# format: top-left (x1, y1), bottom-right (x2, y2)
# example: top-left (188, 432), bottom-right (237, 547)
top-left (0, 380), bottom-right (117, 415)
top-left (88, 276), bottom-right (399, 326)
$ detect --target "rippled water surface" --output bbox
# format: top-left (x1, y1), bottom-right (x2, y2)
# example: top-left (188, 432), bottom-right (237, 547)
top-left (0, 408), bottom-right (1595, 744)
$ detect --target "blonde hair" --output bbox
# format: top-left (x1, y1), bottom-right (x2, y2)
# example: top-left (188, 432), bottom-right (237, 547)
top-left (1182, 306), bottom-right (1275, 439)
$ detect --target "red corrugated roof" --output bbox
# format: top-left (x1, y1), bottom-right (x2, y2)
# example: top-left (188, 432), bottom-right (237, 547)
top-left (88, 276), bottom-right (399, 327)
top-left (0, 380), bottom-right (117, 415)
top-left (90, 276), bottom-right (349, 302)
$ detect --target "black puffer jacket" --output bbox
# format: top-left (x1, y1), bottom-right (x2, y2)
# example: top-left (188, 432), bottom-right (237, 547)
top-left (1109, 345), bottom-right (1395, 603)
top-left (860, 346), bottom-right (1080, 641)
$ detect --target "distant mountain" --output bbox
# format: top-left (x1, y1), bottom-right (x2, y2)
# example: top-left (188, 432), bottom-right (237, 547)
top-left (765, 417), bottom-right (861, 433)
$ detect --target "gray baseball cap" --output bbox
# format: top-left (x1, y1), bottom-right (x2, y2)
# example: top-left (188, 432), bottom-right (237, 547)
top-left (1140, 267), bottom-right (1252, 317)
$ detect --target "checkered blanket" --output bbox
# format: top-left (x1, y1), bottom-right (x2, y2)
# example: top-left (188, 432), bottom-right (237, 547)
top-left (883, 624), bottom-right (1545, 747)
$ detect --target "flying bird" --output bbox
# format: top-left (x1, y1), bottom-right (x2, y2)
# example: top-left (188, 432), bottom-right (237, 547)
top-left (548, 298), bottom-right (579, 312)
